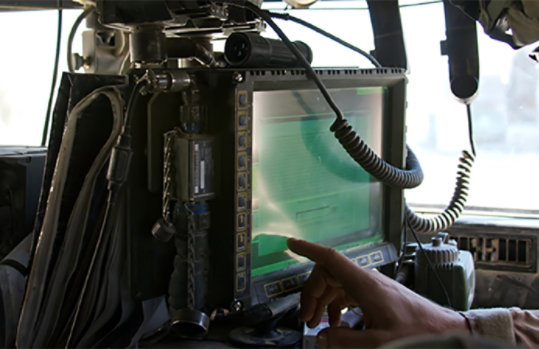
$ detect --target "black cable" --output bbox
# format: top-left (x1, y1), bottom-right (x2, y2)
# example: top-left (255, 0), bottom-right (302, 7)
top-left (331, 126), bottom-right (424, 188)
top-left (124, 80), bottom-right (147, 128)
top-left (466, 104), bottom-right (476, 157)
top-left (41, 6), bottom-right (63, 147)
top-left (406, 217), bottom-right (453, 308)
top-left (67, 6), bottom-right (94, 73)
top-left (269, 11), bottom-right (382, 68)
top-left (405, 150), bottom-right (474, 233)
top-left (235, 1), bottom-right (345, 120)
top-left (104, 81), bottom-right (146, 196)
top-left (231, 1), bottom-right (425, 189)
top-left (395, 219), bottom-right (410, 282)
top-left (399, 218), bottom-right (409, 263)
top-left (400, 0), bottom-right (442, 8)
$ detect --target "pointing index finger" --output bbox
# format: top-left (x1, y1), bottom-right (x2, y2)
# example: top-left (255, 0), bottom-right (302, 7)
top-left (287, 238), bottom-right (346, 265)
top-left (287, 238), bottom-right (381, 304)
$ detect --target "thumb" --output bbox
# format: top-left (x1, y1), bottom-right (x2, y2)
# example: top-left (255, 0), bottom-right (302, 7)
top-left (317, 327), bottom-right (398, 349)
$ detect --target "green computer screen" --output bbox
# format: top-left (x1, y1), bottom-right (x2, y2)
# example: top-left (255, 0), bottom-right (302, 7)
top-left (251, 87), bottom-right (385, 277)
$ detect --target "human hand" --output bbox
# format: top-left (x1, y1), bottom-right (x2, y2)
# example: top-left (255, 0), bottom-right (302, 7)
top-left (287, 238), bottom-right (468, 348)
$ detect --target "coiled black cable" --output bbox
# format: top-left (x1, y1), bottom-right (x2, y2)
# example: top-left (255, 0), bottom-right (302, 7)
top-left (331, 118), bottom-right (424, 188)
top-left (233, 1), bottom-right (475, 232)
top-left (41, 6), bottom-right (62, 147)
top-left (405, 150), bottom-right (474, 233)
top-left (231, 1), bottom-right (424, 189)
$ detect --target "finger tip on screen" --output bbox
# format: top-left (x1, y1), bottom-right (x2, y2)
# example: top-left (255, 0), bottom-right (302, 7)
top-left (286, 237), bottom-right (301, 249)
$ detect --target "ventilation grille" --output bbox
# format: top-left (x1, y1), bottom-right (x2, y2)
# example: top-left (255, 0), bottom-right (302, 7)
top-left (247, 68), bottom-right (404, 77)
top-left (448, 230), bottom-right (537, 273)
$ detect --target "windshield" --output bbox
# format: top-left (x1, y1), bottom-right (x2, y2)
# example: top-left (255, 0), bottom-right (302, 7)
top-left (1, 1), bottom-right (538, 214)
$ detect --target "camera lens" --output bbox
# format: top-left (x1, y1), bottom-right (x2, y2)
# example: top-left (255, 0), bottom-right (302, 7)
top-left (225, 33), bottom-right (251, 65)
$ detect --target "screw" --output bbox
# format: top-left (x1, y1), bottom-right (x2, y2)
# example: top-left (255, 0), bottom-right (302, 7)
top-left (233, 72), bottom-right (244, 83)
top-left (230, 300), bottom-right (243, 312)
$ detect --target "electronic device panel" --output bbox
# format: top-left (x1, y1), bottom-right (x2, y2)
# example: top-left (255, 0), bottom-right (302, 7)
top-left (129, 67), bottom-right (407, 314)
top-left (233, 69), bottom-right (406, 306)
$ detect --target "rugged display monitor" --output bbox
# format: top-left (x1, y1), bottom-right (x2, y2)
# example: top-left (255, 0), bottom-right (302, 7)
top-left (130, 68), bottom-right (407, 311)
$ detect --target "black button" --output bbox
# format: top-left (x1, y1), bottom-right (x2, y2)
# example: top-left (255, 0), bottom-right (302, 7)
top-left (238, 155), bottom-right (246, 168)
top-left (237, 233), bottom-right (246, 250)
top-left (265, 282), bottom-right (282, 297)
top-left (238, 174), bottom-right (246, 189)
top-left (237, 213), bottom-right (246, 228)
top-left (237, 273), bottom-right (246, 291)
top-left (238, 112), bottom-right (247, 127)
top-left (239, 93), bottom-right (248, 107)
top-left (238, 196), bottom-right (246, 208)
top-left (283, 277), bottom-right (299, 290)
top-left (238, 134), bottom-right (246, 148)
top-left (371, 252), bottom-right (383, 263)
top-left (358, 256), bottom-right (370, 266)
top-left (237, 254), bottom-right (246, 271)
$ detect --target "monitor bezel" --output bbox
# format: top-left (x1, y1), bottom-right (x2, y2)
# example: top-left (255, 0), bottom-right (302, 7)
top-left (229, 68), bottom-right (407, 307)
